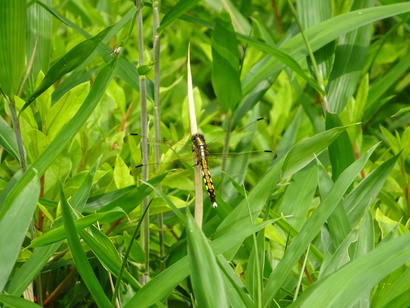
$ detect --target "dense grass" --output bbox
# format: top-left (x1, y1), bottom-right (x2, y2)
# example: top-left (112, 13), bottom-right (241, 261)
top-left (0, 0), bottom-right (410, 307)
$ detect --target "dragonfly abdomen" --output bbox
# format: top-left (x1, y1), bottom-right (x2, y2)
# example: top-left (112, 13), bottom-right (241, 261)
top-left (192, 133), bottom-right (218, 208)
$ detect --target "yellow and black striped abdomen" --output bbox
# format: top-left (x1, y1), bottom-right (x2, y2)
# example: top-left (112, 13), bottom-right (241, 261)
top-left (192, 133), bottom-right (218, 208)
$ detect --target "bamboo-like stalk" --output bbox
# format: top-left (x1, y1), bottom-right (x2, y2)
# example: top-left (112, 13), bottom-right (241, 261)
top-left (187, 45), bottom-right (203, 227)
top-left (136, 0), bottom-right (150, 284)
top-left (152, 0), bottom-right (165, 261)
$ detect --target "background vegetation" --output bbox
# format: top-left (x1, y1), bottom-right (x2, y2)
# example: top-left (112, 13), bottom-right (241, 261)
top-left (0, 0), bottom-right (410, 307)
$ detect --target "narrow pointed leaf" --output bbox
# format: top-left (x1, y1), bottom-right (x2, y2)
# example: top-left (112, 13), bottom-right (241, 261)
top-left (0, 171), bottom-right (40, 292)
top-left (0, 294), bottom-right (42, 308)
top-left (0, 0), bottom-right (26, 96)
top-left (0, 116), bottom-right (19, 160)
top-left (24, 26), bottom-right (112, 109)
top-left (262, 144), bottom-right (377, 305)
top-left (124, 221), bottom-right (272, 308)
top-left (243, 3), bottom-right (410, 95)
top-left (212, 15), bottom-right (241, 112)
top-left (158, 0), bottom-right (200, 32)
top-left (60, 189), bottom-right (111, 308)
top-left (187, 214), bottom-right (229, 308)
top-left (291, 232), bottom-right (410, 307)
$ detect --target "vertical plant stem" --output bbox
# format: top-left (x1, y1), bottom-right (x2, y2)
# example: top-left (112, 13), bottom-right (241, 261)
top-left (136, 0), bottom-right (150, 283)
top-left (187, 45), bottom-right (203, 227)
top-left (152, 0), bottom-right (165, 261)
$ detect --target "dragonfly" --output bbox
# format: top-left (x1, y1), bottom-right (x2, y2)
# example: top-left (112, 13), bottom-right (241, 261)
top-left (130, 118), bottom-right (276, 207)
top-left (192, 132), bottom-right (218, 207)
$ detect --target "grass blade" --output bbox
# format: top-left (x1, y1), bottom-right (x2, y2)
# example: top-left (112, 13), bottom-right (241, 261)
top-left (124, 221), bottom-right (272, 307)
top-left (212, 15), bottom-right (242, 112)
top-left (262, 144), bottom-right (377, 306)
top-left (326, 0), bottom-right (372, 113)
top-left (24, 26), bottom-right (112, 109)
top-left (243, 3), bottom-right (410, 95)
top-left (0, 171), bottom-right (40, 292)
top-left (6, 243), bottom-right (60, 296)
top-left (291, 231), bottom-right (410, 307)
top-left (0, 0), bottom-right (26, 96)
top-left (158, 0), bottom-right (199, 32)
top-left (345, 155), bottom-right (398, 226)
top-left (187, 213), bottom-right (229, 308)
top-left (0, 116), bottom-right (19, 160)
top-left (217, 256), bottom-right (254, 308)
top-left (30, 209), bottom-right (124, 247)
top-left (282, 126), bottom-right (345, 178)
top-left (0, 294), bottom-right (42, 308)
top-left (363, 52), bottom-right (410, 123)
top-left (81, 226), bottom-right (140, 290)
top-left (25, 0), bottom-right (53, 94)
top-left (60, 188), bottom-right (111, 308)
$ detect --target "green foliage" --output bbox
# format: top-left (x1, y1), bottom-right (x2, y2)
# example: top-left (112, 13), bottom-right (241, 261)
top-left (187, 213), bottom-right (229, 308)
top-left (212, 15), bottom-right (242, 112)
top-left (0, 0), bottom-right (26, 97)
top-left (0, 0), bottom-right (409, 307)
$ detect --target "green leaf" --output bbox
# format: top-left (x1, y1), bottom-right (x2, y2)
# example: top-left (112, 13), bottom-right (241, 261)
top-left (60, 188), bottom-right (111, 308)
top-left (262, 144), bottom-right (377, 305)
top-left (6, 243), bottom-right (60, 296)
top-left (30, 209), bottom-right (125, 247)
top-left (0, 116), bottom-right (19, 160)
top-left (282, 126), bottom-right (345, 178)
top-left (72, 160), bottom-right (99, 212)
top-left (291, 231), bottom-right (410, 307)
top-left (24, 26), bottom-right (112, 109)
top-left (236, 35), bottom-right (322, 94)
top-left (0, 294), bottom-right (42, 308)
top-left (25, 0), bottom-right (53, 94)
top-left (187, 213), bottom-right (229, 308)
top-left (326, 0), bottom-right (372, 113)
top-left (0, 60), bottom-right (117, 220)
top-left (33, 2), bottom-right (147, 99)
top-left (317, 162), bottom-right (351, 248)
top-left (325, 113), bottom-right (355, 180)
top-left (212, 15), bottom-right (242, 112)
top-left (217, 0), bottom-right (251, 34)
top-left (137, 64), bottom-right (151, 75)
top-left (0, 171), bottom-right (40, 292)
top-left (124, 221), bottom-right (272, 308)
top-left (217, 126), bottom-right (345, 239)
top-left (363, 52), bottom-right (410, 123)
top-left (0, 0), bottom-right (26, 97)
top-left (373, 266), bottom-right (410, 308)
top-left (217, 256), bottom-right (254, 308)
top-left (245, 230), bottom-right (265, 304)
top-left (280, 164), bottom-right (317, 230)
top-left (81, 226), bottom-right (141, 290)
top-left (242, 3), bottom-right (410, 95)
top-left (216, 159), bottom-right (283, 237)
top-left (84, 175), bottom-right (163, 213)
top-left (113, 155), bottom-right (135, 189)
top-left (345, 155), bottom-right (397, 226)
top-left (297, 0), bottom-right (334, 82)
top-left (158, 0), bottom-right (200, 32)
